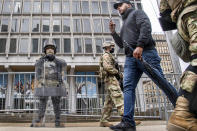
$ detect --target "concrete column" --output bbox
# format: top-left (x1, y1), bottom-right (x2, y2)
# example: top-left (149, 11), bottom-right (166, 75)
top-left (5, 67), bottom-right (13, 110)
top-left (69, 67), bottom-right (76, 113)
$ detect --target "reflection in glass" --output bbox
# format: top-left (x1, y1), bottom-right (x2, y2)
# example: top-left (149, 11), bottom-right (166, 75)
top-left (53, 39), bottom-right (60, 53)
top-left (62, 1), bottom-right (70, 14)
top-left (31, 38), bottom-right (39, 53)
top-left (53, 2), bottom-right (60, 13)
top-left (103, 19), bottom-right (110, 33)
top-left (85, 38), bottom-right (92, 53)
top-left (92, 1), bottom-right (100, 14)
top-left (42, 1), bottom-right (50, 13)
top-left (93, 19), bottom-right (102, 33)
top-left (74, 38), bottom-right (82, 53)
top-left (72, 1), bottom-right (81, 14)
top-left (42, 19), bottom-right (50, 32)
top-left (64, 38), bottom-right (71, 53)
top-left (0, 39), bottom-right (6, 53)
top-left (33, 1), bottom-right (41, 13)
top-left (82, 1), bottom-right (89, 14)
top-left (63, 19), bottom-right (70, 32)
top-left (9, 39), bottom-right (17, 53)
top-left (19, 38), bottom-right (29, 53)
top-left (83, 18), bottom-right (91, 33)
top-left (53, 19), bottom-right (61, 32)
top-left (23, 1), bottom-right (31, 13)
top-left (95, 38), bottom-right (103, 53)
top-left (1, 19), bottom-right (9, 32)
top-left (11, 19), bottom-right (19, 32)
top-left (2, 1), bottom-right (13, 13)
top-left (73, 19), bottom-right (81, 33)
top-left (32, 19), bottom-right (40, 32)
top-left (101, 2), bottom-right (108, 14)
top-left (21, 19), bottom-right (29, 32)
top-left (14, 1), bottom-right (21, 13)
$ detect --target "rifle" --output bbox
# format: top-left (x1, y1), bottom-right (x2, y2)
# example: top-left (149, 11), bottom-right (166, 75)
top-left (114, 61), bottom-right (124, 92)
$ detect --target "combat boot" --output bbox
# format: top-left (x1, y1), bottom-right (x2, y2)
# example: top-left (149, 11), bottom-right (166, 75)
top-left (100, 122), bottom-right (113, 127)
top-left (167, 96), bottom-right (197, 131)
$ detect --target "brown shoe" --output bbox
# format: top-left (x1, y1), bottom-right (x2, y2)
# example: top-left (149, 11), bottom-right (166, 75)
top-left (135, 120), bottom-right (141, 126)
top-left (100, 122), bottom-right (113, 127)
top-left (167, 96), bottom-right (197, 131)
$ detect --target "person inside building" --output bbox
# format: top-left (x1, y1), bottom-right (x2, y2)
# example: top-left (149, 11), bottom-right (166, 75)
top-left (109, 0), bottom-right (179, 130)
top-left (31, 40), bottom-right (67, 128)
top-left (159, 0), bottom-right (197, 130)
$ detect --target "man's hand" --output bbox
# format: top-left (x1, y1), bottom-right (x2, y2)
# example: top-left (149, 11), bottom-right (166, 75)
top-left (133, 47), bottom-right (143, 60)
top-left (109, 20), bottom-right (116, 34)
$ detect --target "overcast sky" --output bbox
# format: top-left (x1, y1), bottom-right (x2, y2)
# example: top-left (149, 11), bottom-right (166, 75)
top-left (141, 0), bottom-right (189, 72)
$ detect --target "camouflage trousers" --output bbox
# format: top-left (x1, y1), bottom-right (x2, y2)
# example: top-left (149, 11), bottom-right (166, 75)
top-left (178, 11), bottom-right (197, 93)
top-left (100, 77), bottom-right (124, 122)
top-left (37, 96), bottom-right (61, 123)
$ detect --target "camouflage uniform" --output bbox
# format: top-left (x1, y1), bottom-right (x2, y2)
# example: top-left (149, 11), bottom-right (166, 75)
top-left (100, 52), bottom-right (124, 123)
top-left (160, 1), bottom-right (197, 130)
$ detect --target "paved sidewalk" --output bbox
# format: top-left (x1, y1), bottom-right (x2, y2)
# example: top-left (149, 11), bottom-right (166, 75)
top-left (0, 121), bottom-right (168, 131)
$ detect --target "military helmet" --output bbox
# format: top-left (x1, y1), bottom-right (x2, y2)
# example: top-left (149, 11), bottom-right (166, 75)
top-left (114, 0), bottom-right (132, 9)
top-left (102, 41), bottom-right (115, 48)
top-left (43, 40), bottom-right (56, 54)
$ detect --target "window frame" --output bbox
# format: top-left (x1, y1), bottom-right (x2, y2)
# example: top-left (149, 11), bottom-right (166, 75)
top-left (63, 37), bottom-right (71, 54)
top-left (42, 0), bottom-right (51, 14)
top-left (93, 17), bottom-right (103, 33)
top-left (74, 37), bottom-right (83, 54)
top-left (42, 18), bottom-right (50, 33)
top-left (1, 17), bottom-right (10, 32)
top-left (33, 0), bottom-right (41, 14)
top-left (0, 37), bottom-right (7, 54)
top-left (11, 17), bottom-right (20, 33)
top-left (62, 17), bottom-right (71, 33)
top-left (95, 38), bottom-right (103, 54)
top-left (73, 18), bottom-right (82, 33)
top-left (2, 0), bottom-right (13, 14)
top-left (91, 1), bottom-right (100, 15)
top-left (32, 17), bottom-right (41, 33)
top-left (53, 1), bottom-right (61, 14)
top-left (19, 38), bottom-right (30, 54)
top-left (82, 17), bottom-right (92, 33)
top-left (52, 37), bottom-right (61, 54)
top-left (20, 17), bottom-right (30, 33)
top-left (31, 37), bottom-right (40, 54)
top-left (9, 37), bottom-right (18, 54)
top-left (22, 0), bottom-right (32, 14)
top-left (53, 18), bottom-right (61, 33)
top-left (84, 37), bottom-right (93, 54)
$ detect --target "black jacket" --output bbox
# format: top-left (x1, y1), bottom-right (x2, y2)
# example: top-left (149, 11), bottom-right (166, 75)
top-left (112, 8), bottom-right (155, 55)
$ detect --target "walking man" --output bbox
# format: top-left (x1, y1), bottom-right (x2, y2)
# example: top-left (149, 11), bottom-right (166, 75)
top-left (109, 0), bottom-right (178, 130)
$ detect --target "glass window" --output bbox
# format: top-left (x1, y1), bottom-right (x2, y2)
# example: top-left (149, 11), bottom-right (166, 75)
top-left (74, 38), bottom-right (82, 53)
top-left (33, 1), bottom-right (41, 13)
top-left (53, 19), bottom-right (61, 32)
top-left (0, 0), bottom-right (2, 13)
top-left (11, 18), bottom-right (19, 32)
top-left (73, 19), bottom-right (81, 33)
top-left (72, 1), bottom-right (81, 14)
top-left (32, 19), bottom-right (40, 32)
top-left (63, 18), bottom-right (70, 32)
top-left (53, 1), bottom-right (60, 13)
top-left (93, 19), bottom-right (102, 33)
top-left (103, 19), bottom-right (110, 33)
top-left (31, 38), bottom-right (39, 53)
top-left (42, 1), bottom-right (50, 13)
top-left (1, 18), bottom-right (9, 32)
top-left (21, 18), bottom-right (30, 32)
top-left (82, 18), bottom-right (91, 33)
top-left (53, 39), bottom-right (60, 53)
top-left (2, 1), bottom-right (13, 13)
top-left (23, 1), bottom-right (31, 13)
top-left (95, 38), bottom-right (103, 53)
top-left (14, 1), bottom-right (21, 13)
top-left (101, 2), bottom-right (108, 14)
top-left (9, 38), bottom-right (17, 53)
top-left (82, 1), bottom-right (89, 14)
top-left (112, 19), bottom-right (120, 33)
top-left (19, 38), bottom-right (29, 53)
top-left (64, 38), bottom-right (71, 53)
top-left (62, 1), bottom-right (70, 14)
top-left (92, 1), bottom-right (100, 14)
top-left (42, 19), bottom-right (50, 32)
top-left (0, 39), bottom-right (6, 53)
top-left (110, 2), bottom-right (117, 15)
top-left (85, 38), bottom-right (92, 53)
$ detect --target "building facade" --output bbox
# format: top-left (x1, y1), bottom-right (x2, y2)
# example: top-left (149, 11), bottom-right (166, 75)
top-left (0, 0), bottom-right (178, 116)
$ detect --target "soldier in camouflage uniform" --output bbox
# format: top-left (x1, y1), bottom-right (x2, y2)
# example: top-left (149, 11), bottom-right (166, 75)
top-left (159, 0), bottom-right (197, 131)
top-left (31, 40), bottom-right (67, 128)
top-left (99, 41), bottom-right (124, 127)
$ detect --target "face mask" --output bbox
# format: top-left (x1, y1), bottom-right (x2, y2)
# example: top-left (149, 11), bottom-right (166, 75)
top-left (110, 48), bottom-right (115, 53)
top-left (46, 54), bottom-right (55, 61)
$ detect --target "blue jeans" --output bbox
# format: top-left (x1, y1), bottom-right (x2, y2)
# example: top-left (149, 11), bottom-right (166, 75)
top-left (123, 49), bottom-right (178, 126)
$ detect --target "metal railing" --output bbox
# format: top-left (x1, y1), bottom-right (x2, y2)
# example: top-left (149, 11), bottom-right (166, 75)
top-left (0, 72), bottom-right (181, 120)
